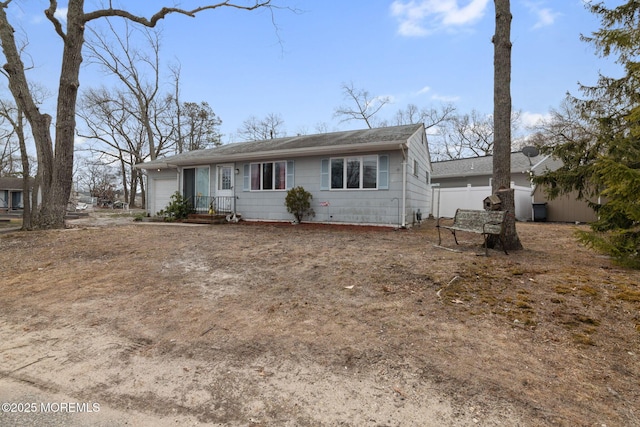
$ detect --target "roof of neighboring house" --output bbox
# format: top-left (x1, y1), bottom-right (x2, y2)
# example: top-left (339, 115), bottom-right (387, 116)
top-left (431, 152), bottom-right (563, 179)
top-left (0, 177), bottom-right (32, 190)
top-left (137, 124), bottom-right (425, 169)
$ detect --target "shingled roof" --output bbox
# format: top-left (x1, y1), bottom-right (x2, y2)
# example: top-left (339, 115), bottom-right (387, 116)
top-left (431, 152), bottom-right (562, 178)
top-left (137, 124), bottom-right (424, 169)
top-left (0, 177), bottom-right (33, 190)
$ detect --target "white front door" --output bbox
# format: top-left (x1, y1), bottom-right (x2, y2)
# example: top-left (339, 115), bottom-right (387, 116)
top-left (216, 164), bottom-right (234, 213)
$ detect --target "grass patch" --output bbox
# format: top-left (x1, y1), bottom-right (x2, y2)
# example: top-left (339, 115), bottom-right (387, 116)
top-left (572, 333), bottom-right (596, 346)
top-left (579, 285), bottom-right (600, 297)
top-left (615, 289), bottom-right (640, 302)
top-left (555, 284), bottom-right (573, 295)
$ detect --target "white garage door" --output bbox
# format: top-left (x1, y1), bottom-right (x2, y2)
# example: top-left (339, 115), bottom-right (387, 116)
top-left (153, 178), bottom-right (177, 215)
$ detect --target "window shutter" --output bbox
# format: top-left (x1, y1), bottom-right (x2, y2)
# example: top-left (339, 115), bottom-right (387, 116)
top-left (287, 160), bottom-right (295, 189)
top-left (378, 155), bottom-right (389, 189)
top-left (243, 164), bottom-right (250, 191)
top-left (320, 159), bottom-right (329, 190)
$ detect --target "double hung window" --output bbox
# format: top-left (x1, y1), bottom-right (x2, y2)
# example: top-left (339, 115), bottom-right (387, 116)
top-left (249, 161), bottom-right (287, 191)
top-left (329, 155), bottom-right (379, 190)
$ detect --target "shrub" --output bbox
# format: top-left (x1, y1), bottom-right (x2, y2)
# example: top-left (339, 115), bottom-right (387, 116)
top-left (284, 186), bottom-right (315, 223)
top-left (157, 192), bottom-right (192, 221)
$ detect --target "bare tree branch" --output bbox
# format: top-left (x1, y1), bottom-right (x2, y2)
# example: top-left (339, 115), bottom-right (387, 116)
top-left (334, 82), bottom-right (390, 129)
top-left (44, 1), bottom-right (66, 40)
top-left (83, 1), bottom-right (277, 26)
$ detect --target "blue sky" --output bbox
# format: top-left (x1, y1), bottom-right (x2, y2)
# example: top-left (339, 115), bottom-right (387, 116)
top-left (4, 1), bottom-right (621, 143)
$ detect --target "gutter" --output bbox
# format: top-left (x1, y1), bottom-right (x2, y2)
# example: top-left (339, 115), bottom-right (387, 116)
top-left (133, 162), bottom-right (177, 171)
top-left (400, 143), bottom-right (407, 228)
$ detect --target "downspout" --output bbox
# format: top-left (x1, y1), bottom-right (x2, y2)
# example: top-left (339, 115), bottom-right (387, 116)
top-left (400, 143), bottom-right (407, 228)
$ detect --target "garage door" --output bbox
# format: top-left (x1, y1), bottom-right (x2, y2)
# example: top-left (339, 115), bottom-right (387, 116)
top-left (153, 178), bottom-right (177, 215)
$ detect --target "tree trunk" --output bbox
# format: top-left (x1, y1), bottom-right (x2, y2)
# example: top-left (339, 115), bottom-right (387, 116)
top-left (494, 188), bottom-right (522, 251)
top-left (1, 1), bottom-right (86, 229)
top-left (491, 0), bottom-right (522, 251)
top-left (139, 174), bottom-right (146, 210)
top-left (129, 168), bottom-right (139, 207)
top-left (17, 109), bottom-right (32, 230)
top-left (42, 0), bottom-right (86, 228)
top-left (0, 6), bottom-right (55, 228)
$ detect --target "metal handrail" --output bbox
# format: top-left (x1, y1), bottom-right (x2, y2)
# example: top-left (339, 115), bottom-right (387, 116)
top-left (191, 196), bottom-right (235, 214)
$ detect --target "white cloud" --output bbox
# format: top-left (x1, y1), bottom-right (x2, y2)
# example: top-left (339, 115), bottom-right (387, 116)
top-left (416, 86), bottom-right (431, 95)
top-left (55, 7), bottom-right (68, 22)
top-left (30, 7), bottom-right (67, 24)
top-left (520, 111), bottom-right (548, 128)
top-left (523, 1), bottom-right (560, 29)
top-left (390, 0), bottom-right (491, 37)
top-left (431, 93), bottom-right (460, 102)
top-left (74, 135), bottom-right (87, 147)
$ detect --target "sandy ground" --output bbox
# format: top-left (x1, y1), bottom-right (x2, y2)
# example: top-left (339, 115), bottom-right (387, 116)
top-left (0, 211), bottom-right (639, 426)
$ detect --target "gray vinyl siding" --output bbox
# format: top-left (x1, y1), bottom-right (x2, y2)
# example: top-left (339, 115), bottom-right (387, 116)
top-left (235, 151), bottom-right (409, 226)
top-left (405, 130), bottom-right (431, 225)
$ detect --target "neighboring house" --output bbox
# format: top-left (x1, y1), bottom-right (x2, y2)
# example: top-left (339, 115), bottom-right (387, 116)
top-left (431, 152), bottom-right (597, 222)
top-left (431, 151), bottom-right (560, 188)
top-left (0, 177), bottom-right (30, 212)
top-left (136, 124), bottom-right (432, 227)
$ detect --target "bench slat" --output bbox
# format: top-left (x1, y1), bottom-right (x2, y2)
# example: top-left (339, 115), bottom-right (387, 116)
top-left (436, 209), bottom-right (508, 255)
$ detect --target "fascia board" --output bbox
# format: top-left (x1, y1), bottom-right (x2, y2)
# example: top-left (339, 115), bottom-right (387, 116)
top-left (135, 162), bottom-right (172, 170)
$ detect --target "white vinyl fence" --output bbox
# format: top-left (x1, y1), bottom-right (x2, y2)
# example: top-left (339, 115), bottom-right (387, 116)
top-left (431, 184), bottom-right (533, 221)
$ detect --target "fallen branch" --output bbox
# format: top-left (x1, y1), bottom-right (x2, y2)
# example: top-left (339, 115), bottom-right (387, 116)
top-left (433, 244), bottom-right (462, 253)
top-left (436, 275), bottom-right (460, 300)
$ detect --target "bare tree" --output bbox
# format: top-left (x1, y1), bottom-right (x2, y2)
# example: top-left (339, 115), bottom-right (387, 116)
top-left (334, 82), bottom-right (391, 129)
top-left (79, 87), bottom-right (146, 206)
top-left (0, 106), bottom-right (18, 175)
top-left (79, 22), bottom-right (195, 207)
top-left (75, 159), bottom-right (120, 207)
top-left (392, 102), bottom-right (455, 130)
top-left (0, 0), bottom-right (287, 229)
top-left (237, 113), bottom-right (286, 141)
top-left (0, 99), bottom-right (32, 229)
top-left (532, 98), bottom-right (595, 152)
top-left (431, 110), bottom-right (494, 160)
top-left (84, 20), bottom-right (175, 162)
top-left (492, 0), bottom-right (522, 250)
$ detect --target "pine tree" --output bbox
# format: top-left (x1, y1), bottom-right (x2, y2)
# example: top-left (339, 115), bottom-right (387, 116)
top-left (535, 1), bottom-right (640, 268)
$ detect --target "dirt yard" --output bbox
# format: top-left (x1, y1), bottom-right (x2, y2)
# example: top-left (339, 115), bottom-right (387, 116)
top-left (0, 212), bottom-right (639, 426)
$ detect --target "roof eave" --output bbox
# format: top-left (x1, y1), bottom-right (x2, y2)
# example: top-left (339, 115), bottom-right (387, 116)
top-left (135, 162), bottom-right (177, 170)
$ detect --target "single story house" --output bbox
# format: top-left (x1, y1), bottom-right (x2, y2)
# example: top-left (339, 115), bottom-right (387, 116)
top-left (431, 152), bottom-right (597, 222)
top-left (136, 124), bottom-right (432, 227)
top-left (0, 177), bottom-right (29, 212)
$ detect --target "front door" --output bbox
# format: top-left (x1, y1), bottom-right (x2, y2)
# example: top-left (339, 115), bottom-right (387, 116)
top-left (183, 167), bottom-right (210, 212)
top-left (216, 164), bottom-right (234, 213)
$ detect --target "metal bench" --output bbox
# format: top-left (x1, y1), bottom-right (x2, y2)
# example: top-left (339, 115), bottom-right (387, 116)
top-left (436, 209), bottom-right (508, 255)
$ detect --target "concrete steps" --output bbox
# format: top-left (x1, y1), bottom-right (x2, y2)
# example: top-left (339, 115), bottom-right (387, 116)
top-left (183, 213), bottom-right (241, 224)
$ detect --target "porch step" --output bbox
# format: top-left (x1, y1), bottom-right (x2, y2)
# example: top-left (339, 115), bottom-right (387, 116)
top-left (184, 213), bottom-right (241, 224)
